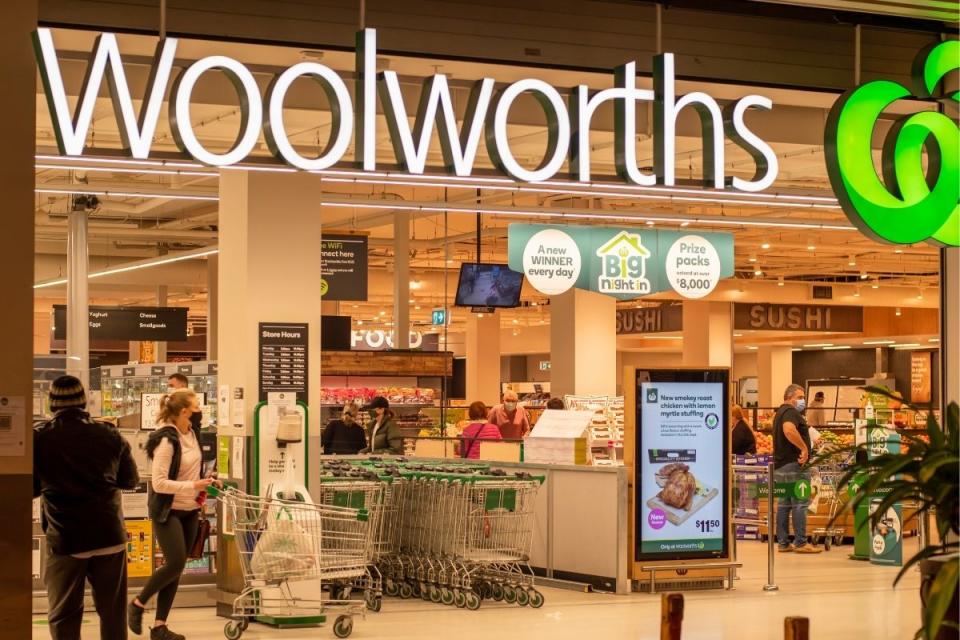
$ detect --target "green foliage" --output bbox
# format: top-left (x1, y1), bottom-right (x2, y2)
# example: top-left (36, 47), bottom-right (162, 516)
top-left (821, 387), bottom-right (958, 640)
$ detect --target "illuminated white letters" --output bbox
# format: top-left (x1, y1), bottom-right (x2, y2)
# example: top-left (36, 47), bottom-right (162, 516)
top-left (572, 62), bottom-right (655, 184)
top-left (379, 72), bottom-right (494, 175)
top-left (265, 62), bottom-right (353, 170)
top-left (654, 53), bottom-right (726, 189)
top-left (33, 28), bottom-right (177, 158)
top-left (170, 56), bottom-right (263, 166)
top-left (724, 95), bottom-right (779, 192)
top-left (34, 27), bottom-right (779, 191)
top-left (486, 79), bottom-right (570, 183)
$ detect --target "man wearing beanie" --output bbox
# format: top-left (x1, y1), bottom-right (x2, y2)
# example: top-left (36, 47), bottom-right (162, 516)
top-left (34, 375), bottom-right (140, 639)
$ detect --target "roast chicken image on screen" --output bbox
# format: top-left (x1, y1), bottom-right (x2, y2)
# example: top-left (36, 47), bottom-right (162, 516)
top-left (656, 463), bottom-right (698, 510)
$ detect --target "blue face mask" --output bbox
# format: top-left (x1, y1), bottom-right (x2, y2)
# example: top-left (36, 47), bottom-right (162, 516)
top-left (795, 398), bottom-right (806, 412)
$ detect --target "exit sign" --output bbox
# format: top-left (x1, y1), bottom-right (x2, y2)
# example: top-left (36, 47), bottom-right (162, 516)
top-left (432, 309), bottom-right (447, 325)
top-left (539, 361), bottom-right (551, 371)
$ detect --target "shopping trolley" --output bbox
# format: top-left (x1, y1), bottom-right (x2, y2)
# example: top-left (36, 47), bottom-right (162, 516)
top-left (312, 471), bottom-right (388, 612)
top-left (810, 463), bottom-right (848, 550)
top-left (213, 486), bottom-right (370, 639)
top-left (386, 467), bottom-right (545, 609)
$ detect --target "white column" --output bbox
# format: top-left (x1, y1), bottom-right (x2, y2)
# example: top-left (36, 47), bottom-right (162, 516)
top-left (66, 210), bottom-right (89, 387)
top-left (550, 288), bottom-right (617, 398)
top-left (466, 311), bottom-right (501, 405)
top-left (943, 248), bottom-right (959, 407)
top-left (758, 346), bottom-right (793, 408)
top-left (217, 170), bottom-right (325, 447)
top-left (206, 254), bottom-right (218, 360)
top-left (393, 211), bottom-right (411, 349)
top-left (682, 301), bottom-right (732, 368)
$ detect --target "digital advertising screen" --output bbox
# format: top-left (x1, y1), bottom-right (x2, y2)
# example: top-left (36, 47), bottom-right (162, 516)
top-left (454, 263), bottom-right (524, 308)
top-left (635, 369), bottom-right (729, 561)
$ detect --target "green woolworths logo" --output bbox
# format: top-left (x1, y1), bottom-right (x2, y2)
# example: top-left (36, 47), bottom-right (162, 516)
top-left (825, 41), bottom-right (959, 247)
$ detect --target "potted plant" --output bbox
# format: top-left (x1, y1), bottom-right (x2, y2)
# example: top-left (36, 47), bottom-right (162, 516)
top-left (823, 388), bottom-right (958, 640)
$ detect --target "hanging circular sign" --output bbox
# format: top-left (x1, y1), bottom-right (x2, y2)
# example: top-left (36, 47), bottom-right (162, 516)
top-left (665, 235), bottom-right (721, 299)
top-left (521, 228), bottom-right (581, 295)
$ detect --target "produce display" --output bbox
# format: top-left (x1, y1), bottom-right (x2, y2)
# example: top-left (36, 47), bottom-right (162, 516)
top-left (320, 387), bottom-right (436, 406)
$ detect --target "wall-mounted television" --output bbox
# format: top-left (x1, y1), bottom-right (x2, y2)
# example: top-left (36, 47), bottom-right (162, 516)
top-left (454, 263), bottom-right (523, 308)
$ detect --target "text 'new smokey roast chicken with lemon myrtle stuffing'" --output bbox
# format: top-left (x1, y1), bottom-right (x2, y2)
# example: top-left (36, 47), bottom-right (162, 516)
top-left (656, 463), bottom-right (698, 510)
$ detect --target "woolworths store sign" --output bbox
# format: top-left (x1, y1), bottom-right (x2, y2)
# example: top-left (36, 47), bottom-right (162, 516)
top-left (34, 28), bottom-right (957, 247)
top-left (33, 27), bottom-right (777, 190)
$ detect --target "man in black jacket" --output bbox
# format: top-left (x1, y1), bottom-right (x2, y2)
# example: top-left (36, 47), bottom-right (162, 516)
top-left (34, 375), bottom-right (140, 639)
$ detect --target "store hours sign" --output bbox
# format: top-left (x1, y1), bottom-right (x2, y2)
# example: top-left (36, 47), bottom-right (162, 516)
top-left (508, 224), bottom-right (733, 300)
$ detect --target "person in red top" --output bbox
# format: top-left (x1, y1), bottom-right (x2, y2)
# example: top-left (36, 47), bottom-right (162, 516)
top-left (488, 391), bottom-right (531, 440)
top-left (459, 401), bottom-right (502, 459)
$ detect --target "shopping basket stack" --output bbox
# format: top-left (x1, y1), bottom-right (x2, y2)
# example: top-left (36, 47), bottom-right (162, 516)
top-left (212, 485), bottom-right (371, 639)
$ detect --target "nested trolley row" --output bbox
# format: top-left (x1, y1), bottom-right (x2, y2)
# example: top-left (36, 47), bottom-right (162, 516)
top-left (212, 459), bottom-right (545, 639)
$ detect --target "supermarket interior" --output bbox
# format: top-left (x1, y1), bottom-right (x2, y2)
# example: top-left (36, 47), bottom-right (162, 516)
top-left (3, 1), bottom-right (957, 639)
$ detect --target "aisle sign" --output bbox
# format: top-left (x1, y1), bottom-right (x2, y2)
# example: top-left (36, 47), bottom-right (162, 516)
top-left (508, 224), bottom-right (733, 301)
top-left (636, 377), bottom-right (727, 559)
top-left (53, 305), bottom-right (188, 341)
top-left (258, 322), bottom-right (309, 402)
top-left (320, 234), bottom-right (368, 301)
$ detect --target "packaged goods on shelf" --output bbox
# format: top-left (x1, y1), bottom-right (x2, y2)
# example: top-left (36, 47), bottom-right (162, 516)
top-left (561, 395), bottom-right (625, 467)
top-left (319, 386), bottom-right (436, 407)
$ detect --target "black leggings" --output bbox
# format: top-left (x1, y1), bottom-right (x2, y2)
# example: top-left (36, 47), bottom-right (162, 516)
top-left (138, 509), bottom-right (199, 621)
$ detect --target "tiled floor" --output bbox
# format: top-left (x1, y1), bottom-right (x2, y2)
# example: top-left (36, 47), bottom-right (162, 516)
top-left (33, 539), bottom-right (924, 639)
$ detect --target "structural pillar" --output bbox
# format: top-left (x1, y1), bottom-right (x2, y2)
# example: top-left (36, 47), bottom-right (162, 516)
top-left (758, 346), bottom-right (794, 408)
top-left (66, 210), bottom-right (89, 388)
top-left (466, 311), bottom-right (501, 405)
top-left (217, 170), bottom-right (326, 485)
top-left (550, 288), bottom-right (617, 398)
top-left (682, 301), bottom-right (732, 368)
top-left (393, 211), bottom-right (411, 349)
top-left (207, 254), bottom-right (218, 360)
top-left (943, 248), bottom-right (959, 407)
top-left (0, 2), bottom-right (37, 636)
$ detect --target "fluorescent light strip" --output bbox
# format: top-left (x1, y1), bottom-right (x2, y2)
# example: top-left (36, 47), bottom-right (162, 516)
top-left (823, 345), bottom-right (852, 350)
top-left (37, 163), bottom-right (218, 177)
top-left (35, 187), bottom-right (218, 201)
top-left (803, 343), bottom-right (834, 347)
top-left (34, 248), bottom-right (218, 289)
top-left (36, 155), bottom-right (839, 207)
top-left (318, 200), bottom-right (856, 231)
top-left (863, 340), bottom-right (896, 345)
top-left (929, 338), bottom-right (940, 343)
top-left (891, 343), bottom-right (921, 348)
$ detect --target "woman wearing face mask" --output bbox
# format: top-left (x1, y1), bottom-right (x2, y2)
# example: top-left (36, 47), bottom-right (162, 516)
top-left (128, 390), bottom-right (216, 639)
top-left (321, 403), bottom-right (367, 455)
top-left (488, 391), bottom-right (531, 440)
top-left (360, 396), bottom-right (403, 455)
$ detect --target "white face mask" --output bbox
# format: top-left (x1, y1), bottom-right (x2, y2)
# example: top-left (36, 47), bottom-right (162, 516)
top-left (795, 398), bottom-right (806, 412)
top-left (504, 402), bottom-right (517, 411)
